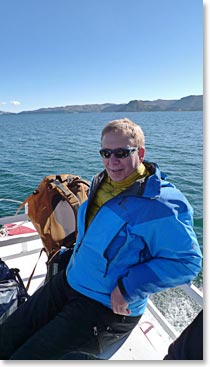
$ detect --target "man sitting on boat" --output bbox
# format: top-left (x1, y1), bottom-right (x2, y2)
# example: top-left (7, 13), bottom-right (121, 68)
top-left (0, 118), bottom-right (202, 360)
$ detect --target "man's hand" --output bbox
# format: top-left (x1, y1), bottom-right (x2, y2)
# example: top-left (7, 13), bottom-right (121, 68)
top-left (110, 286), bottom-right (131, 315)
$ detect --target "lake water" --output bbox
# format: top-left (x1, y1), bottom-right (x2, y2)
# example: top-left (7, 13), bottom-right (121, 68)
top-left (0, 111), bottom-right (203, 331)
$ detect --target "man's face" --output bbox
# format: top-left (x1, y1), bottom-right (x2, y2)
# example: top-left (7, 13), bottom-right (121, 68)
top-left (101, 131), bottom-right (144, 181)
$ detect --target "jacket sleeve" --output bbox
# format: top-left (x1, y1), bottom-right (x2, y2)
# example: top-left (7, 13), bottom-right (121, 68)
top-left (118, 199), bottom-right (202, 303)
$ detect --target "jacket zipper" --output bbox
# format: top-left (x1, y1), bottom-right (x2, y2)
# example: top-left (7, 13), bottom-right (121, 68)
top-left (68, 177), bottom-right (147, 275)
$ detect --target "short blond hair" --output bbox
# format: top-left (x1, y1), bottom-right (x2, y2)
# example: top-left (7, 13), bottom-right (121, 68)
top-left (101, 118), bottom-right (145, 147)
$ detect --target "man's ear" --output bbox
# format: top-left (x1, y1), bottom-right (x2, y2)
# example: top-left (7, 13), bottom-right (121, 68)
top-left (138, 147), bottom-right (145, 162)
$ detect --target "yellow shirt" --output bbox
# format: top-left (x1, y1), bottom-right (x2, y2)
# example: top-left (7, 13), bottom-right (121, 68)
top-left (86, 163), bottom-right (149, 226)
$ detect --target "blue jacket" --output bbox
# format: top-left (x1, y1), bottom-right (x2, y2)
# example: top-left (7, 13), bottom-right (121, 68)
top-left (66, 162), bottom-right (202, 316)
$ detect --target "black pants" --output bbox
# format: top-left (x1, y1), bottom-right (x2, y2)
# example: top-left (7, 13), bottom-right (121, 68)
top-left (0, 270), bottom-right (140, 360)
top-left (164, 310), bottom-right (203, 360)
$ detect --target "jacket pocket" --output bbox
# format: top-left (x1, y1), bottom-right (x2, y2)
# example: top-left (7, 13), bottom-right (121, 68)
top-left (103, 227), bottom-right (127, 277)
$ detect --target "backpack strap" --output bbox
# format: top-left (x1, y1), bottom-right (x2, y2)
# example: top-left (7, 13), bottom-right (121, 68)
top-left (25, 248), bottom-right (45, 292)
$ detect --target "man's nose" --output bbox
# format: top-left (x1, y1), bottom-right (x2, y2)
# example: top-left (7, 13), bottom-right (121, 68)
top-left (109, 153), bottom-right (120, 162)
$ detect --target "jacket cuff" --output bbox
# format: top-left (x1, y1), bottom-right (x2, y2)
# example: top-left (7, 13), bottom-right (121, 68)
top-left (118, 278), bottom-right (127, 297)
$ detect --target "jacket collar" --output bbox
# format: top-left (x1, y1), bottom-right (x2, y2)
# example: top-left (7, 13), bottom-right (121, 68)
top-left (89, 161), bottom-right (164, 201)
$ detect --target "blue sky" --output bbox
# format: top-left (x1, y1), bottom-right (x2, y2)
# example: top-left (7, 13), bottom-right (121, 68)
top-left (0, 0), bottom-right (204, 113)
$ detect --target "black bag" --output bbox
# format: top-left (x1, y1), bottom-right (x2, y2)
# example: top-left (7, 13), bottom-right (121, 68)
top-left (45, 246), bottom-right (73, 283)
top-left (0, 258), bottom-right (29, 325)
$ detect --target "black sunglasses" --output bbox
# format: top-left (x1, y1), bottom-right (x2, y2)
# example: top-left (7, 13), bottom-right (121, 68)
top-left (99, 147), bottom-right (138, 159)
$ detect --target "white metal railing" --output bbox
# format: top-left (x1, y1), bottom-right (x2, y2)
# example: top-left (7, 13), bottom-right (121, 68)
top-left (0, 213), bottom-right (29, 225)
top-left (146, 299), bottom-right (179, 340)
top-left (0, 214), bottom-right (42, 261)
top-left (180, 283), bottom-right (203, 307)
top-left (146, 282), bottom-right (203, 341)
top-left (0, 213), bottom-right (40, 247)
top-left (0, 214), bottom-right (46, 296)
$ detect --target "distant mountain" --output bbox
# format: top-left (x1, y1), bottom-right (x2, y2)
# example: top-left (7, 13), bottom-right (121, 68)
top-left (169, 95), bottom-right (203, 111)
top-left (0, 95), bottom-right (203, 115)
top-left (102, 95), bottom-right (203, 112)
top-left (0, 110), bottom-right (12, 115)
top-left (23, 95), bottom-right (202, 113)
top-left (23, 103), bottom-right (114, 114)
